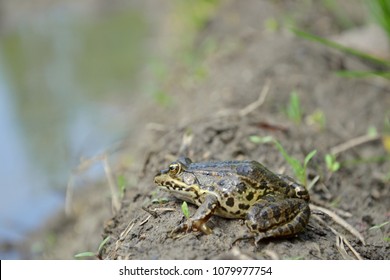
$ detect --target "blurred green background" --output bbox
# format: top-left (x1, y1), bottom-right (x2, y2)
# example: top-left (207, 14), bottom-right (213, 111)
top-left (0, 0), bottom-right (152, 258)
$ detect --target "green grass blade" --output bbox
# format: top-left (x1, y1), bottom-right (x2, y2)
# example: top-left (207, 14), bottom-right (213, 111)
top-left (273, 141), bottom-right (302, 170)
top-left (287, 91), bottom-right (302, 124)
top-left (249, 135), bottom-right (274, 144)
top-left (336, 70), bottom-right (390, 78)
top-left (273, 140), bottom-right (304, 182)
top-left (291, 28), bottom-right (390, 67)
top-left (74, 252), bottom-right (96, 258)
top-left (303, 150), bottom-right (317, 168)
top-left (368, 0), bottom-right (390, 38)
top-left (369, 221), bottom-right (390, 230)
top-left (98, 236), bottom-right (111, 253)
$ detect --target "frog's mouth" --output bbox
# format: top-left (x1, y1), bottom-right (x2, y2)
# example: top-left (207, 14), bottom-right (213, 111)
top-left (154, 172), bottom-right (183, 189)
top-left (154, 173), bottom-right (201, 199)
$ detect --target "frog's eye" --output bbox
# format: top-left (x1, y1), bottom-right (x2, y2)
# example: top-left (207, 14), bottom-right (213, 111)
top-left (168, 163), bottom-right (182, 175)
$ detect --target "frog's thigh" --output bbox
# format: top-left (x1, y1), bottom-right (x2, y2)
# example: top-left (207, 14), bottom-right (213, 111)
top-left (190, 194), bottom-right (219, 235)
top-left (245, 198), bottom-right (310, 238)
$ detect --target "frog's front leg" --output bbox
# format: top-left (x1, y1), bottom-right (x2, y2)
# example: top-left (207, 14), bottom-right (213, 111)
top-left (245, 195), bottom-right (310, 244)
top-left (171, 194), bottom-right (219, 236)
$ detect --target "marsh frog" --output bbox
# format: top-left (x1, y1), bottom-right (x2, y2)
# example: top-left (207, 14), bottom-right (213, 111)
top-left (154, 157), bottom-right (310, 244)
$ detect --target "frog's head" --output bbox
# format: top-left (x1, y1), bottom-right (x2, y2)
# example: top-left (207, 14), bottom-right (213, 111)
top-left (154, 157), bottom-right (201, 200)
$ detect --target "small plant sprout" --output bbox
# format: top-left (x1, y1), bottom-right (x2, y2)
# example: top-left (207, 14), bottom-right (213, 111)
top-left (273, 140), bottom-right (317, 187)
top-left (265, 17), bottom-right (279, 33)
top-left (248, 136), bottom-right (317, 187)
top-left (291, 28), bottom-right (390, 78)
top-left (248, 135), bottom-right (274, 144)
top-left (181, 201), bottom-right (190, 219)
top-left (369, 221), bottom-right (390, 231)
top-left (325, 154), bottom-right (341, 173)
top-left (382, 115), bottom-right (390, 153)
top-left (74, 236), bottom-right (110, 260)
top-left (286, 91), bottom-right (303, 124)
top-left (116, 174), bottom-right (128, 198)
top-left (367, 125), bottom-right (379, 138)
top-left (306, 109), bottom-right (326, 130)
top-left (369, 221), bottom-right (390, 242)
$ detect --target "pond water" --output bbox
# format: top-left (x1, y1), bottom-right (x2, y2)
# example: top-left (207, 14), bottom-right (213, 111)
top-left (0, 2), bottom-right (152, 258)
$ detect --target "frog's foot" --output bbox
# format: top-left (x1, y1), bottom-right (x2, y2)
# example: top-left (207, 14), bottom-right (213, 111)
top-left (168, 221), bottom-right (192, 238)
top-left (169, 219), bottom-right (213, 238)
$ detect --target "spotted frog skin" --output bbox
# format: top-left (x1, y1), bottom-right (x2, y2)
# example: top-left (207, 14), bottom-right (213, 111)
top-left (154, 157), bottom-right (310, 244)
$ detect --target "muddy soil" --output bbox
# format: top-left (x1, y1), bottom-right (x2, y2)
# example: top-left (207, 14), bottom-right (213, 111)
top-left (21, 0), bottom-right (389, 260)
top-left (100, 0), bottom-right (390, 260)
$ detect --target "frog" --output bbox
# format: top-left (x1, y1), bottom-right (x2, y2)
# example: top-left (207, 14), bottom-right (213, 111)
top-left (154, 157), bottom-right (310, 245)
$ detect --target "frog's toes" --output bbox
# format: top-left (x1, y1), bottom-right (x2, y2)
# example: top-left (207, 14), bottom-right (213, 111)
top-left (231, 233), bottom-right (256, 247)
top-left (193, 220), bottom-right (213, 235)
top-left (168, 221), bottom-right (191, 237)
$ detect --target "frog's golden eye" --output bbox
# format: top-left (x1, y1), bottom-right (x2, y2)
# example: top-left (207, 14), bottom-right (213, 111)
top-left (168, 163), bottom-right (181, 175)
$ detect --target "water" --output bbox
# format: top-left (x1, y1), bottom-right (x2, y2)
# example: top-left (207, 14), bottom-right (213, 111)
top-left (0, 2), bottom-right (149, 258)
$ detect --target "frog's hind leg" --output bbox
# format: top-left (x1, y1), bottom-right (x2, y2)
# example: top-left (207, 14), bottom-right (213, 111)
top-left (245, 197), bottom-right (310, 245)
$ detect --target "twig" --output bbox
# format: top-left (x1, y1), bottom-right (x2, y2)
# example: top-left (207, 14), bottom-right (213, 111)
top-left (313, 215), bottom-right (363, 260)
top-left (330, 134), bottom-right (381, 156)
top-left (239, 79), bottom-right (270, 117)
top-left (102, 153), bottom-right (121, 215)
top-left (142, 206), bottom-right (159, 218)
top-left (119, 221), bottom-right (135, 241)
top-left (139, 215), bottom-right (152, 226)
top-left (153, 207), bottom-right (176, 213)
top-left (310, 204), bottom-right (366, 245)
top-left (340, 232), bottom-right (363, 260)
top-left (335, 233), bottom-right (353, 260)
top-left (65, 174), bottom-right (74, 216)
top-left (307, 175), bottom-right (320, 190)
top-left (331, 226), bottom-right (363, 260)
top-left (310, 198), bottom-right (352, 218)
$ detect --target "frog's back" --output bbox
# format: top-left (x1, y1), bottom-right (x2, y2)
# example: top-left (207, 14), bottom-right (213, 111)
top-left (231, 160), bottom-right (281, 186)
top-left (188, 160), bottom-right (251, 172)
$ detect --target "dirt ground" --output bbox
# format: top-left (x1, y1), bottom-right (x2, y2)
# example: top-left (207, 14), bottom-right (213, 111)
top-left (28, 0), bottom-right (390, 260)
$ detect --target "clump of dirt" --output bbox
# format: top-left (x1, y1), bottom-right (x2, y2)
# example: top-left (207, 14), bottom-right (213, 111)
top-left (101, 0), bottom-right (390, 260)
